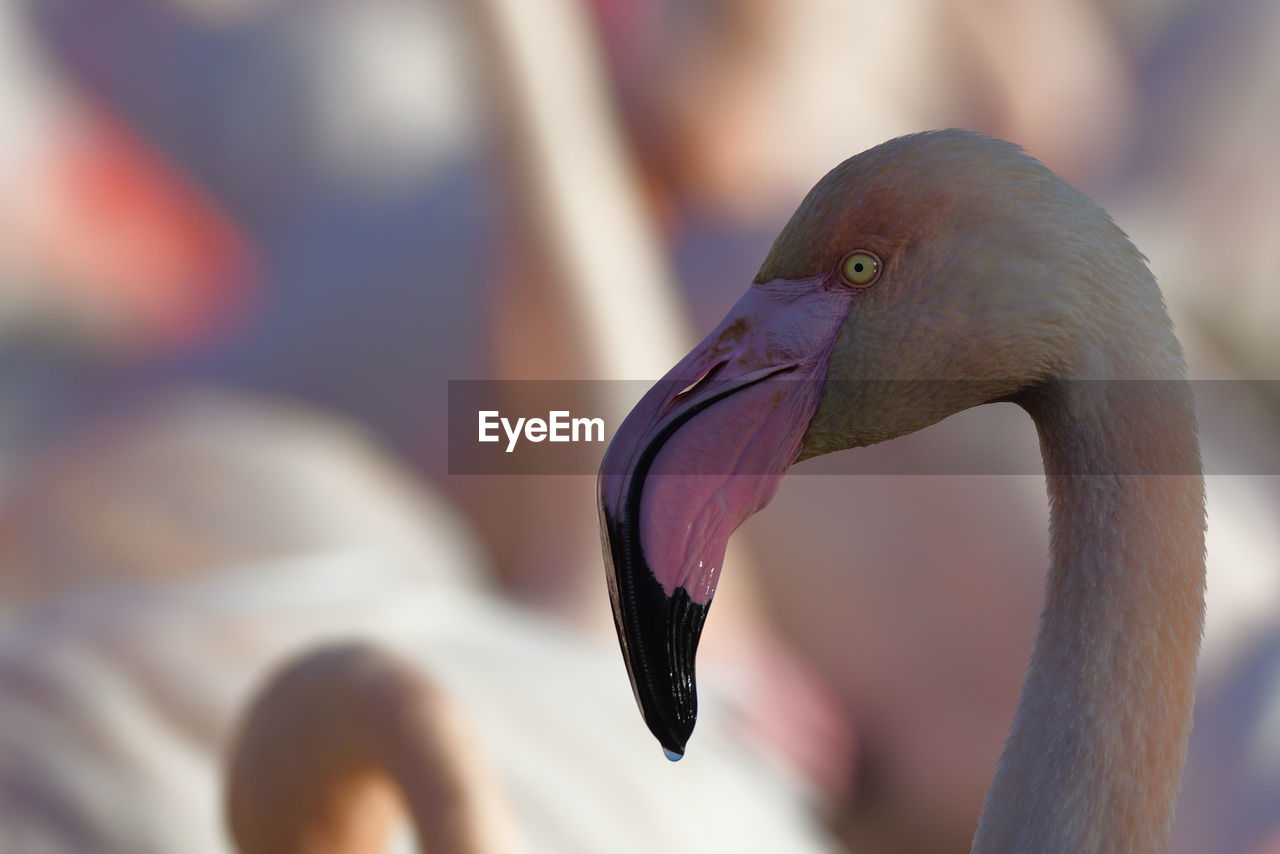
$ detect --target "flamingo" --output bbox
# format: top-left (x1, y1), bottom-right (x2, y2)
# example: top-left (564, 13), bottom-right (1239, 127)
top-left (226, 642), bottom-right (523, 854)
top-left (599, 129), bottom-right (1206, 852)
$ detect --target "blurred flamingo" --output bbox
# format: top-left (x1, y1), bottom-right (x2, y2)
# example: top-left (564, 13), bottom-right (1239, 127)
top-left (227, 643), bottom-right (521, 854)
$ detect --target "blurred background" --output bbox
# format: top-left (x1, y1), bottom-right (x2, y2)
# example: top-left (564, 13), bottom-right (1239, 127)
top-left (1, 0), bottom-right (1278, 852)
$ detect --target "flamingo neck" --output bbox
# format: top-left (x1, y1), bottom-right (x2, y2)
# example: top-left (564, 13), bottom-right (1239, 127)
top-left (227, 643), bottom-right (520, 854)
top-left (972, 379), bottom-right (1206, 853)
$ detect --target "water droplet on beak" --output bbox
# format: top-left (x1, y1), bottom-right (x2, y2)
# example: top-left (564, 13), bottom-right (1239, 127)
top-left (663, 747), bottom-right (684, 762)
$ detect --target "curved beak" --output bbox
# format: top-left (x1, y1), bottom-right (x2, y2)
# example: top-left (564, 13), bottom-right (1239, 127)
top-left (598, 279), bottom-right (852, 756)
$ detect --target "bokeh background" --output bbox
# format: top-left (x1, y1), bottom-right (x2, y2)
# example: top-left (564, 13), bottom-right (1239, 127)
top-left (1, 0), bottom-right (1278, 852)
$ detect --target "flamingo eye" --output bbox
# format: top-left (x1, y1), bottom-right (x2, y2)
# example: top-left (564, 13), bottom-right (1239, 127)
top-left (839, 251), bottom-right (881, 287)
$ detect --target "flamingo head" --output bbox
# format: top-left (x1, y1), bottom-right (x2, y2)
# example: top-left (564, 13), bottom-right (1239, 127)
top-left (598, 129), bottom-right (1166, 758)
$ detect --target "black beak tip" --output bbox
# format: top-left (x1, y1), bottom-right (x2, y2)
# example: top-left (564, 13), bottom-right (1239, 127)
top-left (601, 507), bottom-right (711, 758)
top-left (626, 587), bottom-right (708, 759)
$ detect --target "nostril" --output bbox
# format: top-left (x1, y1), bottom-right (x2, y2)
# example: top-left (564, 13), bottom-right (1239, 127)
top-left (655, 361), bottom-right (728, 421)
top-left (673, 361), bottom-right (727, 404)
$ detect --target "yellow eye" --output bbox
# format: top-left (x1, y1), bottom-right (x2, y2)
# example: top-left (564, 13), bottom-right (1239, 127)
top-left (840, 251), bottom-right (881, 287)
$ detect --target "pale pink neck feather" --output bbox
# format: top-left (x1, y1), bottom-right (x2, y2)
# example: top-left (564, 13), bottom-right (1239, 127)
top-left (972, 379), bottom-right (1205, 853)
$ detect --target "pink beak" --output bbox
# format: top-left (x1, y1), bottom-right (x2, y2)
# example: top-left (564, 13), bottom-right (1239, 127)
top-left (598, 278), bottom-right (854, 756)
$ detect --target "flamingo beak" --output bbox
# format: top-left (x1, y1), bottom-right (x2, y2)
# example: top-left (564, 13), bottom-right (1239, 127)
top-left (598, 280), bottom-right (853, 756)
